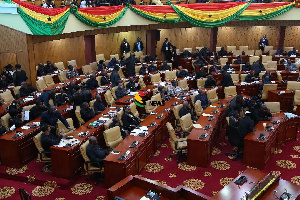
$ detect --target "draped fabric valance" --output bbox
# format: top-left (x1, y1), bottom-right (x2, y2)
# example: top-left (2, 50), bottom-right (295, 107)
top-left (2, 0), bottom-right (297, 35)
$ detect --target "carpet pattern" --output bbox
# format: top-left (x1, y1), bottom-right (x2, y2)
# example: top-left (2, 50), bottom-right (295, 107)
top-left (0, 131), bottom-right (299, 199)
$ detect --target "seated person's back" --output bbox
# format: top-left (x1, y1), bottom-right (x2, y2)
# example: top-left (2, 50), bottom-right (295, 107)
top-left (86, 136), bottom-right (109, 167)
top-left (80, 102), bottom-right (95, 123)
top-left (121, 106), bottom-right (140, 132)
top-left (179, 101), bottom-right (192, 118)
top-left (40, 124), bottom-right (62, 157)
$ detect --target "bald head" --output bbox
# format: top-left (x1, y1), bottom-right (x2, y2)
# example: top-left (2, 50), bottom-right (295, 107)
top-left (183, 101), bottom-right (189, 108)
top-left (89, 136), bottom-right (97, 145)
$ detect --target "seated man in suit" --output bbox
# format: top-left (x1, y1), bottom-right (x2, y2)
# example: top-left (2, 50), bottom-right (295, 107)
top-left (259, 75), bottom-right (272, 92)
top-left (221, 69), bottom-right (234, 88)
top-left (126, 77), bottom-right (138, 92)
top-left (111, 65), bottom-right (121, 87)
top-left (115, 83), bottom-right (127, 100)
top-left (37, 89), bottom-right (56, 108)
top-left (9, 109), bottom-right (24, 128)
top-left (29, 101), bottom-right (48, 121)
top-left (275, 48), bottom-right (283, 56)
top-left (176, 66), bottom-right (191, 78)
top-left (209, 62), bottom-right (221, 73)
top-left (144, 53), bottom-right (155, 63)
top-left (97, 60), bottom-right (107, 71)
top-left (55, 87), bottom-right (70, 107)
top-left (242, 62), bottom-right (251, 72)
top-left (148, 62), bottom-right (158, 73)
top-left (121, 106), bottom-right (141, 132)
top-left (288, 47), bottom-right (299, 57)
top-left (225, 95), bottom-right (243, 117)
top-left (9, 95), bottom-right (22, 116)
top-left (44, 61), bottom-right (58, 74)
top-left (37, 62), bottom-right (46, 76)
top-left (19, 82), bottom-right (37, 97)
top-left (139, 63), bottom-right (148, 75)
top-left (218, 46), bottom-right (227, 57)
top-left (86, 74), bottom-right (99, 90)
top-left (193, 57), bottom-right (205, 68)
top-left (180, 50), bottom-right (192, 58)
top-left (238, 111), bottom-right (254, 138)
top-left (93, 95), bottom-right (106, 115)
top-left (262, 71), bottom-right (273, 82)
top-left (285, 60), bottom-right (299, 71)
top-left (0, 75), bottom-right (9, 89)
top-left (109, 117), bottom-right (128, 139)
top-left (108, 57), bottom-right (119, 69)
top-left (86, 136), bottom-right (109, 168)
top-left (195, 66), bottom-right (207, 79)
top-left (179, 101), bottom-right (192, 118)
top-left (160, 61), bottom-right (171, 71)
top-left (80, 102), bottom-right (95, 123)
top-left (253, 104), bottom-right (272, 125)
top-left (66, 65), bottom-right (79, 79)
top-left (41, 124), bottom-right (63, 157)
top-left (194, 89), bottom-right (210, 109)
top-left (222, 62), bottom-right (233, 71)
top-left (167, 80), bottom-right (183, 97)
top-left (100, 72), bottom-right (110, 86)
top-left (251, 61), bottom-right (265, 76)
top-left (204, 75), bottom-right (217, 88)
top-left (245, 70), bottom-right (259, 82)
top-left (233, 56), bottom-right (245, 64)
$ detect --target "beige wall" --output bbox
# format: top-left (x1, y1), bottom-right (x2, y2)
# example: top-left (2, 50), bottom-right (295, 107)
top-left (284, 26), bottom-right (300, 51)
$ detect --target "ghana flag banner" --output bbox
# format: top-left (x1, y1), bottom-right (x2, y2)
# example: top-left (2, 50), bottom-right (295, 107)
top-left (237, 2), bottom-right (295, 21)
top-left (130, 5), bottom-right (181, 23)
top-left (5, 0), bottom-right (70, 35)
top-left (172, 2), bottom-right (249, 27)
top-left (70, 5), bottom-right (127, 27)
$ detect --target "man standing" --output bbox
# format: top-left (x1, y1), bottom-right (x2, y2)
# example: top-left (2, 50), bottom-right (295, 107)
top-left (133, 37), bottom-right (144, 52)
top-left (161, 38), bottom-right (174, 62)
top-left (124, 53), bottom-right (139, 77)
top-left (13, 64), bottom-right (28, 86)
top-left (111, 65), bottom-right (121, 87)
top-left (86, 74), bottom-right (99, 90)
top-left (120, 38), bottom-right (130, 55)
top-left (259, 34), bottom-right (268, 51)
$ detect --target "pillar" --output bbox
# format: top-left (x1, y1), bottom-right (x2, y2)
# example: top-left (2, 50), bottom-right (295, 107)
top-left (278, 26), bottom-right (286, 50)
top-left (210, 27), bottom-right (218, 52)
top-left (84, 35), bottom-right (96, 64)
top-left (146, 30), bottom-right (157, 58)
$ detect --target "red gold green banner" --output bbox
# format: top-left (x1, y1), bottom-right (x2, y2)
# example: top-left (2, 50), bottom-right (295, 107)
top-left (130, 5), bottom-right (181, 23)
top-left (237, 2), bottom-right (295, 20)
top-left (172, 2), bottom-right (249, 27)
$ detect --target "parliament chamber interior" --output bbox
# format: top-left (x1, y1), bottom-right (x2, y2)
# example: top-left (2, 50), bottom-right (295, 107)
top-left (0, 0), bottom-right (300, 199)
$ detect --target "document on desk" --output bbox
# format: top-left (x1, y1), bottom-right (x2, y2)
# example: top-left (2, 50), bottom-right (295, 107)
top-left (193, 124), bottom-right (202, 129)
top-left (24, 111), bottom-right (30, 121)
top-left (209, 105), bottom-right (216, 108)
top-left (202, 113), bottom-right (213, 117)
top-left (131, 126), bottom-right (148, 136)
top-left (140, 197), bottom-right (151, 200)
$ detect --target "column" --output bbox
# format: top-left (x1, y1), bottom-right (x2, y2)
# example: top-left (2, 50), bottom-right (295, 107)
top-left (146, 30), bottom-right (157, 58)
top-left (84, 35), bottom-right (96, 64)
top-left (278, 26), bottom-right (286, 50)
top-left (210, 27), bottom-right (218, 52)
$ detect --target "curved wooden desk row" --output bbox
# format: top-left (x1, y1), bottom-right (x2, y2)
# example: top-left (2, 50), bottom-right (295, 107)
top-left (104, 96), bottom-right (190, 188)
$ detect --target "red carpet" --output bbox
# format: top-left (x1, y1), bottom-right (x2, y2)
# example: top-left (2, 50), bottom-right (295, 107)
top-left (0, 130), bottom-right (299, 199)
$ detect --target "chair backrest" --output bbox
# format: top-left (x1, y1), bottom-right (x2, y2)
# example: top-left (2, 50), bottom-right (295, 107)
top-left (135, 51), bottom-right (143, 59)
top-left (89, 99), bottom-right (96, 112)
top-left (165, 71), bottom-right (177, 81)
top-left (173, 104), bottom-right (183, 121)
top-left (103, 126), bottom-right (123, 148)
top-left (183, 48), bottom-right (192, 52)
top-left (82, 65), bottom-right (93, 75)
top-left (230, 74), bottom-right (239, 84)
top-left (0, 90), bottom-right (14, 104)
top-left (277, 72), bottom-right (282, 82)
top-left (152, 93), bottom-right (162, 103)
top-left (80, 140), bottom-right (90, 163)
top-left (166, 122), bottom-right (177, 151)
top-left (135, 65), bottom-right (142, 75)
top-left (262, 56), bottom-right (272, 64)
top-left (23, 104), bottom-right (34, 111)
top-left (138, 78), bottom-right (146, 89)
top-left (244, 50), bottom-right (254, 56)
top-left (264, 102), bottom-right (280, 114)
top-left (111, 86), bottom-right (118, 99)
top-left (220, 58), bottom-right (228, 66)
top-left (43, 75), bottom-right (55, 87)
top-left (151, 73), bottom-right (161, 84)
top-left (179, 113), bottom-right (193, 132)
top-left (227, 46), bottom-right (236, 52)
top-left (264, 46), bottom-right (273, 52)
top-left (110, 54), bottom-right (118, 60)
top-left (67, 60), bottom-right (77, 67)
top-left (117, 108), bottom-right (124, 126)
top-left (19, 188), bottom-right (32, 200)
top-left (287, 81), bottom-right (300, 90)
top-left (57, 118), bottom-right (74, 133)
top-left (240, 74), bottom-right (248, 82)
top-left (269, 50), bottom-right (277, 56)
top-left (249, 56), bottom-right (260, 65)
top-left (194, 100), bottom-right (203, 117)
top-left (14, 86), bottom-right (21, 95)
top-left (36, 78), bottom-right (47, 92)
top-left (104, 90), bottom-right (115, 106)
top-left (33, 132), bottom-right (44, 153)
top-left (90, 62), bottom-right (97, 71)
top-left (284, 47), bottom-right (293, 52)
top-left (224, 86), bottom-right (237, 98)
top-left (54, 62), bottom-right (65, 70)
top-left (239, 46), bottom-right (248, 51)
top-left (178, 79), bottom-right (189, 91)
top-left (207, 88), bottom-right (218, 103)
top-left (58, 70), bottom-right (67, 82)
top-left (96, 76), bottom-right (102, 86)
top-left (233, 50), bottom-right (242, 56)
top-left (266, 61), bottom-right (277, 71)
top-left (130, 102), bottom-right (139, 117)
top-left (261, 84), bottom-right (277, 100)
top-left (294, 90), bottom-right (300, 106)
top-left (1, 113), bottom-right (10, 130)
top-left (75, 106), bottom-right (85, 125)
top-left (255, 50), bottom-right (262, 56)
top-left (145, 100), bottom-right (156, 113)
top-left (82, 78), bottom-right (89, 84)
top-left (197, 78), bottom-right (207, 89)
top-left (96, 54), bottom-right (105, 62)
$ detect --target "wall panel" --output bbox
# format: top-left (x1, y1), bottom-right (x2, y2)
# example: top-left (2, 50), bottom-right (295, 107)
top-left (33, 36), bottom-right (86, 68)
top-left (284, 26), bottom-right (300, 51)
top-left (217, 26), bottom-right (279, 50)
top-left (95, 30), bottom-right (146, 60)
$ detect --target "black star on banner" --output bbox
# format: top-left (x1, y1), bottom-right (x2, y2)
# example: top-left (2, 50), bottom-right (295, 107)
top-left (47, 17), bottom-right (51, 21)
top-left (164, 15), bottom-right (167, 19)
top-left (259, 10), bottom-right (263, 13)
top-left (208, 14), bottom-right (212, 18)
top-left (103, 17), bottom-right (106, 21)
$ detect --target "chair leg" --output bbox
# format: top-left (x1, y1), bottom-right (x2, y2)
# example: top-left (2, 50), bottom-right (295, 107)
top-left (41, 163), bottom-right (51, 172)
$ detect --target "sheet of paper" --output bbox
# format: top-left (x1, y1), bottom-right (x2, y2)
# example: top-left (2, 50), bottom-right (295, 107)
top-left (193, 124), bottom-right (202, 129)
top-left (24, 110), bottom-right (30, 121)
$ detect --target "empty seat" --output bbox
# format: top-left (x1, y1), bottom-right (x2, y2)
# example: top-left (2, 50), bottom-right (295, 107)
top-left (293, 90), bottom-right (300, 111)
top-left (0, 90), bottom-right (14, 104)
top-left (103, 127), bottom-right (123, 148)
top-left (96, 54), bottom-right (105, 62)
top-left (36, 78), bottom-right (47, 92)
top-left (197, 78), bottom-right (207, 88)
top-left (287, 81), bottom-right (300, 90)
top-left (151, 73), bottom-right (161, 85)
top-left (227, 46), bottom-right (236, 52)
top-left (207, 88), bottom-right (218, 103)
top-left (255, 50), bottom-right (262, 56)
top-left (165, 71), bottom-right (177, 81)
top-left (67, 60), bottom-right (77, 67)
top-left (239, 46), bottom-right (248, 51)
top-left (261, 84), bottom-right (277, 100)
top-left (244, 50), bottom-right (254, 56)
top-left (179, 113), bottom-right (193, 132)
top-left (266, 61), bottom-right (277, 71)
top-left (43, 75), bottom-right (55, 87)
top-left (233, 50), bottom-right (242, 56)
top-left (249, 56), bottom-right (260, 65)
top-left (230, 74), bottom-right (239, 84)
top-left (224, 86), bottom-right (237, 98)
top-left (264, 46), bottom-right (273, 52)
top-left (264, 102), bottom-right (280, 114)
top-left (284, 47), bottom-right (293, 52)
top-left (54, 62), bottom-right (65, 70)
top-left (178, 79), bottom-right (189, 91)
top-left (262, 56), bottom-right (272, 64)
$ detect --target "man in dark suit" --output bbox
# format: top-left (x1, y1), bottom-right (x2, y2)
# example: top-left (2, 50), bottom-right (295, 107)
top-left (180, 50), bottom-right (192, 58)
top-left (176, 66), bottom-right (191, 78)
top-left (194, 89), bottom-right (210, 109)
top-left (124, 53), bottom-right (139, 77)
top-left (242, 62), bottom-right (251, 72)
top-left (86, 74), bottom-right (99, 90)
top-left (200, 46), bottom-right (212, 61)
top-left (148, 62), bottom-right (158, 73)
top-left (259, 34), bottom-right (268, 51)
top-left (122, 106), bottom-right (140, 132)
top-left (120, 38), bottom-right (130, 55)
top-left (80, 102), bottom-right (95, 123)
top-left (225, 95), bottom-right (243, 117)
top-left (37, 63), bottom-right (46, 76)
top-left (253, 104), bottom-right (272, 125)
top-left (13, 64), bottom-right (28, 86)
top-left (41, 124), bottom-right (63, 157)
top-left (204, 75), bottom-right (217, 88)
top-left (19, 82), bottom-right (37, 97)
top-left (245, 70), bottom-right (259, 82)
top-left (93, 95), bottom-right (106, 114)
top-left (288, 47), bottom-right (299, 57)
top-left (209, 63), bottom-right (221, 73)
top-left (251, 61), bottom-right (265, 76)
top-left (238, 111), bottom-right (254, 138)
top-left (111, 65), bottom-right (121, 87)
top-left (234, 56), bottom-right (245, 64)
top-left (222, 62), bottom-right (233, 71)
top-left (218, 46), bottom-right (227, 57)
top-left (100, 72), bottom-right (110, 86)
top-left (161, 38), bottom-right (174, 62)
top-left (133, 37), bottom-right (144, 52)
top-left (179, 101), bottom-right (192, 118)
top-left (221, 69), bottom-right (234, 88)
top-left (139, 63), bottom-right (148, 75)
top-left (86, 136), bottom-right (109, 168)
top-left (195, 66), bottom-right (207, 79)
top-left (144, 54), bottom-right (155, 63)
top-left (29, 101), bottom-right (47, 121)
top-left (44, 61), bottom-right (58, 74)
top-left (2, 64), bottom-right (14, 84)
top-left (160, 61), bottom-right (171, 71)
top-left (55, 87), bottom-right (70, 107)
top-left (37, 89), bottom-right (56, 108)
top-left (126, 77), bottom-right (138, 91)
top-left (115, 83), bottom-right (127, 100)
top-left (107, 58), bottom-right (119, 69)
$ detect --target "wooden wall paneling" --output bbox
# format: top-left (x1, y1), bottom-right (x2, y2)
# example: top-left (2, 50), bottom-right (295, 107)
top-left (284, 26), bottom-right (300, 51)
top-left (217, 26), bottom-right (280, 50)
top-left (26, 35), bottom-right (36, 87)
top-left (33, 36), bottom-right (86, 69)
top-left (0, 53), bottom-right (17, 73)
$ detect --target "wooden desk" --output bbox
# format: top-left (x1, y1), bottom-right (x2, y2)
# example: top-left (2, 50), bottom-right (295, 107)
top-left (108, 175), bottom-right (212, 200)
top-left (280, 71), bottom-right (299, 81)
top-left (268, 90), bottom-right (294, 112)
top-left (244, 113), bottom-right (299, 169)
top-left (104, 97), bottom-right (186, 188)
top-left (0, 104), bottom-right (72, 168)
top-left (43, 76), bottom-right (83, 92)
top-left (213, 168), bottom-right (300, 200)
top-left (187, 97), bottom-right (232, 167)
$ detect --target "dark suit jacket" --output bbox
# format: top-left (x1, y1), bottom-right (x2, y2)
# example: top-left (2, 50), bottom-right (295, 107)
top-left (222, 72), bottom-right (234, 88)
top-left (110, 71), bottom-right (121, 87)
top-left (120, 42), bottom-right (130, 54)
top-left (133, 41), bottom-right (144, 52)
